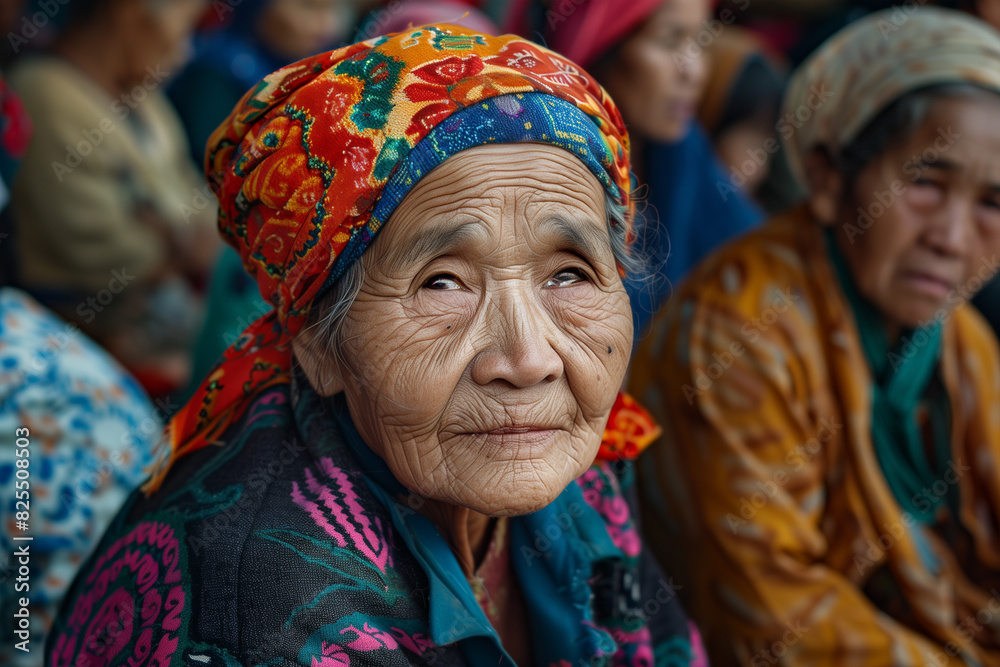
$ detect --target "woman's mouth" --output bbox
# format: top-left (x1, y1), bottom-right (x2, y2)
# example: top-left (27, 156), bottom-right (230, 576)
top-left (902, 271), bottom-right (957, 300)
top-left (666, 98), bottom-right (697, 122)
top-left (466, 426), bottom-right (562, 446)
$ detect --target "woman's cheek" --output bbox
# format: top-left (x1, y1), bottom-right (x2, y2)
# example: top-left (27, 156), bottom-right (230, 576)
top-left (548, 289), bottom-right (632, 409)
top-left (548, 286), bottom-right (632, 347)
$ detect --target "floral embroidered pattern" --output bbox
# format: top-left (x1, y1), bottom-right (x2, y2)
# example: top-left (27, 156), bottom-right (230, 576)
top-left (48, 520), bottom-right (188, 667)
top-left (577, 465), bottom-right (641, 558)
top-left (300, 615), bottom-right (435, 666)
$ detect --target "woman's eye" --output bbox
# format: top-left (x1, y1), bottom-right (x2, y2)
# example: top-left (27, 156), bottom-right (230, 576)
top-left (981, 197), bottom-right (1000, 212)
top-left (545, 268), bottom-right (588, 288)
top-left (907, 178), bottom-right (945, 207)
top-left (978, 198), bottom-right (1000, 231)
top-left (423, 274), bottom-right (463, 290)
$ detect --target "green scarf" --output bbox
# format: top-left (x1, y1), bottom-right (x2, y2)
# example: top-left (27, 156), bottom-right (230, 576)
top-left (823, 227), bottom-right (954, 523)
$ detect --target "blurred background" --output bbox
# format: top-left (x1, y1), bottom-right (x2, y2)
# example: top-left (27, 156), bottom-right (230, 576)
top-left (1, 0), bottom-right (999, 662)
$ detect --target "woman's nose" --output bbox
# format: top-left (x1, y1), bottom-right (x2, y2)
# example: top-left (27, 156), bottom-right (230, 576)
top-left (469, 290), bottom-right (564, 388)
top-left (678, 51), bottom-right (708, 87)
top-left (927, 195), bottom-right (975, 257)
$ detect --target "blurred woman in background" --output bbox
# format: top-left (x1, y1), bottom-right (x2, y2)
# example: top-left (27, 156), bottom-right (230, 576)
top-left (632, 9), bottom-right (1000, 664)
top-left (697, 25), bottom-right (796, 212)
top-left (512, 0), bottom-right (764, 338)
top-left (7, 0), bottom-right (218, 397)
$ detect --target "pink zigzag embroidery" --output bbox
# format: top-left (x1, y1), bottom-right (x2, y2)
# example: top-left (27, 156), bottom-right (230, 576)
top-left (291, 456), bottom-right (391, 573)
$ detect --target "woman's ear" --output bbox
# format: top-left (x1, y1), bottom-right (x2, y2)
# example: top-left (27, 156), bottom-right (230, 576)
top-left (803, 146), bottom-right (843, 226)
top-left (291, 332), bottom-right (346, 397)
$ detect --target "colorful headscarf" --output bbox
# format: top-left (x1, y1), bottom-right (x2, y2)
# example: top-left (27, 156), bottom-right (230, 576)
top-left (144, 24), bottom-right (641, 494)
top-left (782, 7), bottom-right (1000, 191)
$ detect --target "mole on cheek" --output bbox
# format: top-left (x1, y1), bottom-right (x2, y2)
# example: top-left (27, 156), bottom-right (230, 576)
top-left (607, 346), bottom-right (612, 355)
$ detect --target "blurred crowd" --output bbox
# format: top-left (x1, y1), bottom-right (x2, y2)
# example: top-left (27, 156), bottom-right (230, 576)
top-left (3, 0), bottom-right (1000, 664)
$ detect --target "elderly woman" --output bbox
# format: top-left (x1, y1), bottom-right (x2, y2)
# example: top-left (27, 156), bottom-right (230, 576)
top-left (45, 24), bottom-right (704, 666)
top-left (631, 8), bottom-right (1000, 665)
top-left (9, 0), bottom-right (218, 394)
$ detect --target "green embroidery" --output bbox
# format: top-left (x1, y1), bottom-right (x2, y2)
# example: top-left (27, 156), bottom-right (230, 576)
top-left (433, 34), bottom-right (488, 51)
top-left (373, 138), bottom-right (409, 181)
top-left (335, 52), bottom-right (404, 131)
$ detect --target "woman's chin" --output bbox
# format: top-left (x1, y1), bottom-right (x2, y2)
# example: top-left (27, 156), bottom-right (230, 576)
top-left (453, 481), bottom-right (571, 517)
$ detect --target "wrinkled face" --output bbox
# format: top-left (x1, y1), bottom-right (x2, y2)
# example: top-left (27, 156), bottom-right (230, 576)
top-left (257, 0), bottom-right (352, 61)
top-left (598, 0), bottom-right (710, 143)
top-left (831, 94), bottom-right (1000, 334)
top-left (297, 144), bottom-right (633, 516)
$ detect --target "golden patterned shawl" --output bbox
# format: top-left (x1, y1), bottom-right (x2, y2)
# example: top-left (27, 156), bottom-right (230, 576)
top-left (630, 205), bottom-right (1000, 666)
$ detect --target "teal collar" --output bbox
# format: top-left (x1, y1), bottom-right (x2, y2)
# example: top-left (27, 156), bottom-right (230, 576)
top-left (328, 395), bottom-right (624, 666)
top-left (822, 227), bottom-right (954, 523)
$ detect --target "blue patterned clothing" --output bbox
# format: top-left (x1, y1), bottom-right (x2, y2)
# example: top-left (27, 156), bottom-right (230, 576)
top-left (0, 288), bottom-right (159, 666)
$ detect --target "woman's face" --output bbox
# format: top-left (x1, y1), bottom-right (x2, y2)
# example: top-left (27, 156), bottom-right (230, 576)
top-left (257, 0), bottom-right (352, 61)
top-left (297, 144), bottom-right (633, 517)
top-left (598, 0), bottom-right (710, 143)
top-left (830, 94), bottom-right (1000, 333)
top-left (716, 118), bottom-right (775, 195)
top-left (124, 0), bottom-right (205, 77)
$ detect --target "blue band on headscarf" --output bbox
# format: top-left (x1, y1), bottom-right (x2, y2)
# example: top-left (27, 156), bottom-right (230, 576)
top-left (317, 91), bottom-right (622, 299)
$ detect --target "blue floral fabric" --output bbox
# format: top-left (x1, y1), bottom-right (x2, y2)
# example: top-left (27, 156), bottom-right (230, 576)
top-left (0, 288), bottom-right (159, 666)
